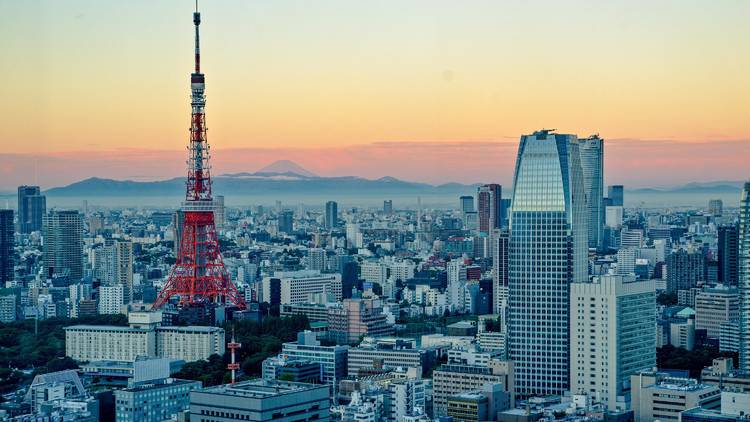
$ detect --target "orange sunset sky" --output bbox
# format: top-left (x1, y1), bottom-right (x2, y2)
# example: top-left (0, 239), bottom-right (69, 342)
top-left (1, 0), bottom-right (749, 189)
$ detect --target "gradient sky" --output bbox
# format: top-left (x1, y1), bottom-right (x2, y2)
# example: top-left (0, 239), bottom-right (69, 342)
top-left (1, 0), bottom-right (749, 189)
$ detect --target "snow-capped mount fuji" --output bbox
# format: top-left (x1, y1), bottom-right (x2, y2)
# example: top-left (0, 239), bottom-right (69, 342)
top-left (256, 160), bottom-right (318, 178)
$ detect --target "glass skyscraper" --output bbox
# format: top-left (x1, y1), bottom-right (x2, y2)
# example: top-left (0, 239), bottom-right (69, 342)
top-left (579, 135), bottom-right (604, 251)
top-left (739, 181), bottom-right (750, 371)
top-left (508, 130), bottom-right (587, 398)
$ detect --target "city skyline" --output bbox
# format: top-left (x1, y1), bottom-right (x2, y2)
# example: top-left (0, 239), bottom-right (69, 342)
top-left (2, 1), bottom-right (750, 190)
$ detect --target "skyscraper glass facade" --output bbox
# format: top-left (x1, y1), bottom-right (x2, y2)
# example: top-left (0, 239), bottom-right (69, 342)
top-left (508, 130), bottom-right (587, 398)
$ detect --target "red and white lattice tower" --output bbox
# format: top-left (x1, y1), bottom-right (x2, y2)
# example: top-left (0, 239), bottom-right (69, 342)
top-left (153, 5), bottom-right (245, 310)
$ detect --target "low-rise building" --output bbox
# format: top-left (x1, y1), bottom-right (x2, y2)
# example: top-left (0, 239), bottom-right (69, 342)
top-left (114, 378), bottom-right (200, 422)
top-left (432, 359), bottom-right (514, 417)
top-left (630, 371), bottom-right (720, 422)
top-left (281, 331), bottom-right (348, 388)
top-left (189, 380), bottom-right (330, 422)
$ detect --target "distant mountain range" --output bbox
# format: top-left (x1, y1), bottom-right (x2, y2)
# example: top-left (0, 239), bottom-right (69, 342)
top-left (44, 174), bottom-right (479, 198)
top-left (629, 181), bottom-right (744, 194)
top-left (5, 159), bottom-right (744, 207)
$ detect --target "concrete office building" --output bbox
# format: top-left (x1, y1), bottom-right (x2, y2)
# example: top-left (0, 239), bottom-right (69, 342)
top-left (307, 248), bottom-right (327, 272)
top-left (630, 371), bottom-right (720, 422)
top-left (65, 325), bottom-right (157, 362)
top-left (98, 284), bottom-right (125, 315)
top-left (570, 275), bottom-right (656, 411)
top-left (156, 326), bottom-right (224, 362)
top-left (65, 312), bottom-right (224, 363)
top-left (262, 355), bottom-right (321, 384)
top-left (508, 130), bottom-right (587, 398)
top-left (266, 271), bottom-right (342, 305)
top-left (347, 342), bottom-right (430, 377)
top-left (327, 298), bottom-right (394, 344)
top-left (281, 331), bottom-right (348, 387)
top-left (189, 380), bottom-right (330, 422)
top-left (280, 302), bottom-right (330, 322)
top-left (114, 378), bottom-right (201, 422)
top-left (432, 359), bottom-right (514, 417)
top-left (666, 247), bottom-right (705, 292)
top-left (694, 287), bottom-right (740, 339)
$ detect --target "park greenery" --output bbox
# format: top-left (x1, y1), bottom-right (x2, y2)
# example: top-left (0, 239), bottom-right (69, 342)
top-left (0, 314), bottom-right (127, 396)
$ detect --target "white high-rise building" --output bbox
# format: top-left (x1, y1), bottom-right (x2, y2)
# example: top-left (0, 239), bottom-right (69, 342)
top-left (360, 261), bottom-right (388, 285)
top-left (570, 275), bottom-right (656, 411)
top-left (98, 284), bottom-right (124, 315)
top-left (446, 259), bottom-right (466, 312)
top-left (93, 240), bottom-right (133, 302)
top-left (606, 206), bottom-right (624, 228)
top-left (616, 248), bottom-right (638, 275)
top-left (307, 248), bottom-right (327, 272)
top-left (265, 271), bottom-right (342, 305)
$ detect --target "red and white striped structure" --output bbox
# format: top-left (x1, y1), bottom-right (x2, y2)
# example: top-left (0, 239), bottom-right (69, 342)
top-left (153, 5), bottom-right (245, 310)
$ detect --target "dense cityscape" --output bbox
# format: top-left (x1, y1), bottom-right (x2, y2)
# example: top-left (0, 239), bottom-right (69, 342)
top-left (1, 4), bottom-right (750, 422)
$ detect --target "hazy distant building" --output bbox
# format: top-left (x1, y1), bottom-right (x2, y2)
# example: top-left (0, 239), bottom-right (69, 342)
top-left (739, 181), bottom-right (750, 371)
top-left (477, 184), bottom-right (501, 234)
top-left (279, 209), bottom-right (294, 234)
top-left (0, 210), bottom-right (13, 285)
top-left (508, 130), bottom-right (587, 399)
top-left (579, 134), bottom-right (604, 250)
top-left (383, 200), bottom-right (393, 214)
top-left (608, 185), bottom-right (624, 207)
top-left (460, 196), bottom-right (474, 214)
top-left (324, 200), bottom-right (338, 230)
top-left (43, 210), bottom-right (83, 281)
top-left (17, 185), bottom-right (46, 234)
top-left (708, 199), bottom-right (723, 216)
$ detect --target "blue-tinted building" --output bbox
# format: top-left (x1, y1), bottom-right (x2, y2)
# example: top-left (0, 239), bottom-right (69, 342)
top-left (508, 130), bottom-right (587, 398)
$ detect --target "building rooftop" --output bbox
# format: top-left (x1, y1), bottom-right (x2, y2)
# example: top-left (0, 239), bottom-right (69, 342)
top-left (198, 379), bottom-right (325, 399)
top-left (64, 325), bottom-right (149, 332)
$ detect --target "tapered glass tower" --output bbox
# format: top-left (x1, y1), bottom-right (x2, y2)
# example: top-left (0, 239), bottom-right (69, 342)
top-left (508, 130), bottom-right (587, 398)
top-left (739, 181), bottom-right (750, 371)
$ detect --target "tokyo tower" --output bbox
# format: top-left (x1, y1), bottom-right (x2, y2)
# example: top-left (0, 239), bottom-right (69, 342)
top-left (153, 5), bottom-right (245, 310)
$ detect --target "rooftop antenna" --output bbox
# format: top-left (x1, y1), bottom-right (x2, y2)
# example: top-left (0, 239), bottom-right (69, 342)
top-left (227, 329), bottom-right (241, 384)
